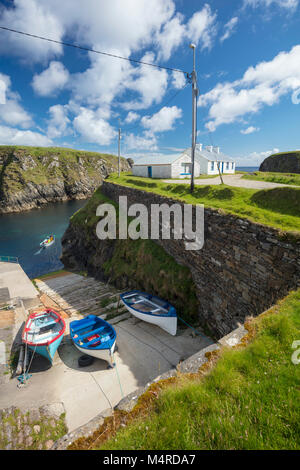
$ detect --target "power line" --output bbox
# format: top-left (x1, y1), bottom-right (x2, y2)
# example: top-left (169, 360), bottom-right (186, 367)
top-left (0, 25), bottom-right (188, 75)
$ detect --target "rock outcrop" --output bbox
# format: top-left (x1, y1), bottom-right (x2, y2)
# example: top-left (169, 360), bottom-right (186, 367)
top-left (0, 146), bottom-right (129, 213)
top-left (259, 151), bottom-right (300, 173)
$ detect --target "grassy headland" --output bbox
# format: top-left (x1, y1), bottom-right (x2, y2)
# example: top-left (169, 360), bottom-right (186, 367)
top-left (107, 173), bottom-right (300, 233)
top-left (70, 288), bottom-right (300, 450)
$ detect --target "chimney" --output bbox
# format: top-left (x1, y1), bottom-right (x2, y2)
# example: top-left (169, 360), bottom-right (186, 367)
top-left (196, 143), bottom-right (203, 151)
top-left (205, 145), bottom-right (213, 152)
top-left (213, 146), bottom-right (220, 154)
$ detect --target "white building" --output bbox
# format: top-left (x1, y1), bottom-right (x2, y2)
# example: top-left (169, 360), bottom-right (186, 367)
top-left (132, 144), bottom-right (235, 178)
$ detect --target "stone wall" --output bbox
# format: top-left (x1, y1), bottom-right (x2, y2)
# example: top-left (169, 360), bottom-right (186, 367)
top-left (101, 181), bottom-right (300, 338)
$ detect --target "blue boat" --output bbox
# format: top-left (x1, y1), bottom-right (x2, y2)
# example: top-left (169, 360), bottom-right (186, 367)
top-left (22, 309), bottom-right (66, 363)
top-left (120, 291), bottom-right (177, 335)
top-left (70, 315), bottom-right (117, 366)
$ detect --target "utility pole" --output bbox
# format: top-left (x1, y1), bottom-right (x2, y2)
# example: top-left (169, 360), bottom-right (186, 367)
top-left (189, 43), bottom-right (198, 193)
top-left (118, 120), bottom-right (121, 178)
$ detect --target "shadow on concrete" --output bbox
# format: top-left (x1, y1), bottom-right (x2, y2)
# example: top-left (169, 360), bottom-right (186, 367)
top-left (57, 337), bottom-right (109, 373)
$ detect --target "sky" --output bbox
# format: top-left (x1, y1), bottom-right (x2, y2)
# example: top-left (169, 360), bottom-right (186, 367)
top-left (0, 0), bottom-right (299, 166)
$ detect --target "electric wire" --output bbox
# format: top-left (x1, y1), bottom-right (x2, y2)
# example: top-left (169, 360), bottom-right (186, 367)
top-left (0, 25), bottom-right (188, 75)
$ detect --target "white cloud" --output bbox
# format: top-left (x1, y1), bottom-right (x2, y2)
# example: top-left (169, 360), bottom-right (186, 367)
top-left (241, 126), bottom-right (260, 134)
top-left (124, 52), bottom-right (169, 110)
top-left (156, 13), bottom-right (186, 61)
top-left (141, 106), bottom-right (182, 133)
top-left (73, 107), bottom-right (117, 146)
top-left (0, 73), bottom-right (32, 128)
top-left (244, 0), bottom-right (298, 11)
top-left (199, 45), bottom-right (300, 131)
top-left (220, 17), bottom-right (238, 43)
top-left (0, 125), bottom-right (52, 146)
top-left (186, 4), bottom-right (217, 50)
top-left (32, 61), bottom-right (69, 96)
top-left (125, 112), bottom-right (139, 124)
top-left (47, 104), bottom-right (71, 139)
top-left (0, 77), bottom-right (7, 104)
top-left (0, 0), bottom-right (63, 63)
top-left (237, 147), bottom-right (279, 165)
top-left (172, 71), bottom-right (186, 89)
top-left (124, 131), bottom-right (158, 150)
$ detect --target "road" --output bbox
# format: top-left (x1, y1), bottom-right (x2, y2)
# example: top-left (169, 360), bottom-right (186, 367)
top-left (163, 174), bottom-right (299, 190)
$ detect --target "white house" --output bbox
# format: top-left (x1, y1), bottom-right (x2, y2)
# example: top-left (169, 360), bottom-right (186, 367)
top-left (132, 144), bottom-right (235, 178)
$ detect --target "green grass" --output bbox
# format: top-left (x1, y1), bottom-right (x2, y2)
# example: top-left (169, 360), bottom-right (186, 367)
top-left (242, 171), bottom-right (300, 186)
top-left (107, 173), bottom-right (300, 233)
top-left (91, 289), bottom-right (300, 450)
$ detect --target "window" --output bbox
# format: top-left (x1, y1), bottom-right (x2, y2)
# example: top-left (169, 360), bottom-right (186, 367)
top-left (226, 162), bottom-right (229, 170)
top-left (232, 162), bottom-right (234, 169)
top-left (210, 162), bottom-right (214, 171)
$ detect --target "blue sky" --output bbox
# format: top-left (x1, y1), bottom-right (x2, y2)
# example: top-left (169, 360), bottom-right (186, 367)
top-left (0, 0), bottom-right (299, 165)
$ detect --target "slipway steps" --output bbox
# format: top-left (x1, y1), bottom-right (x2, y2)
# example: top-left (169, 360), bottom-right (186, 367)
top-left (34, 273), bottom-right (128, 320)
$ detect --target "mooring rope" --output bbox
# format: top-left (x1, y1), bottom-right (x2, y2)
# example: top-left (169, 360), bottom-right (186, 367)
top-left (112, 353), bottom-right (124, 398)
top-left (177, 316), bottom-right (207, 338)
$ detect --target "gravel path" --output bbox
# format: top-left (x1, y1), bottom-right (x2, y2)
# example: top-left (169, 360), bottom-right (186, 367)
top-left (163, 174), bottom-right (299, 190)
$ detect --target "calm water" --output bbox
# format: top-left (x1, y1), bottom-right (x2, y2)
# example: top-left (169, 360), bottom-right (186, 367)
top-left (0, 199), bottom-right (88, 279)
top-left (236, 166), bottom-right (259, 172)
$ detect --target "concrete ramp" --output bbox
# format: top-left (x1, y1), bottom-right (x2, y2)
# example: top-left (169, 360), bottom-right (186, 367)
top-left (0, 262), bottom-right (39, 308)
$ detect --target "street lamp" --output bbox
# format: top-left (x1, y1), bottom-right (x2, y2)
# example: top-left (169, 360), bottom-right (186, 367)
top-left (189, 43), bottom-right (198, 193)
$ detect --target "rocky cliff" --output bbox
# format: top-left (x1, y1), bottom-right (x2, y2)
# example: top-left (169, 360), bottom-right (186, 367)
top-left (0, 146), bottom-right (129, 213)
top-left (259, 151), bottom-right (300, 173)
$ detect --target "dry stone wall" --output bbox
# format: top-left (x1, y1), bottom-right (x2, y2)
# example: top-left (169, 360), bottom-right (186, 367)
top-left (102, 181), bottom-right (300, 337)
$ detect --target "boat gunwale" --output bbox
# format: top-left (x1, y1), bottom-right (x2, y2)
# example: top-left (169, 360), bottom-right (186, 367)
top-left (120, 290), bottom-right (177, 318)
top-left (23, 308), bottom-right (66, 347)
top-left (70, 315), bottom-right (116, 351)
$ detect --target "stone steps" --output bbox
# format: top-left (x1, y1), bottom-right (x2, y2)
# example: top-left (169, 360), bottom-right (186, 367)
top-left (35, 274), bottom-right (125, 319)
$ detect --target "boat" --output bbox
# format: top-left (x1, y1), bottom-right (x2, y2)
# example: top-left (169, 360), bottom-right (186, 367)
top-left (120, 291), bottom-right (177, 336)
top-left (22, 309), bottom-right (66, 363)
top-left (70, 315), bottom-right (117, 365)
top-left (40, 235), bottom-right (55, 248)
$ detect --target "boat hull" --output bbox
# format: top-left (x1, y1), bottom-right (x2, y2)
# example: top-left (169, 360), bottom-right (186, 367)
top-left (121, 300), bottom-right (177, 336)
top-left (70, 315), bottom-right (117, 366)
top-left (73, 339), bottom-right (116, 365)
top-left (28, 333), bottom-right (64, 363)
top-left (23, 309), bottom-right (66, 364)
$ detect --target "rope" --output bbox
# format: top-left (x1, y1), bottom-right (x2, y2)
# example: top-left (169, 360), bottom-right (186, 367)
top-left (112, 352), bottom-right (124, 398)
top-left (89, 372), bottom-right (113, 411)
top-left (177, 316), bottom-right (207, 339)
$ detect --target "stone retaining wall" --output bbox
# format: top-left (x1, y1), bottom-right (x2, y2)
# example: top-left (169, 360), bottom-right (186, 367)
top-left (102, 181), bottom-right (300, 337)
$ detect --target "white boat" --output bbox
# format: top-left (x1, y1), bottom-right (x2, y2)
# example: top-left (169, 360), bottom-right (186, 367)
top-left (70, 315), bottom-right (116, 365)
top-left (40, 235), bottom-right (55, 248)
top-left (120, 291), bottom-right (177, 336)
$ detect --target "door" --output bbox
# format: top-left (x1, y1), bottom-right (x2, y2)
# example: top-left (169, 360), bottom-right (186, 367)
top-left (147, 166), bottom-right (152, 178)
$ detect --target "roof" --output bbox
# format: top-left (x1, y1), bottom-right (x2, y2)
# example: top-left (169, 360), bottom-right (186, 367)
top-left (133, 154), bottom-right (181, 166)
top-left (184, 147), bottom-right (234, 163)
top-left (132, 147), bottom-right (234, 167)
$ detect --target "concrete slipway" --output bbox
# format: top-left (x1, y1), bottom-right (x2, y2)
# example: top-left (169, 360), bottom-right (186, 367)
top-left (0, 271), bottom-right (213, 432)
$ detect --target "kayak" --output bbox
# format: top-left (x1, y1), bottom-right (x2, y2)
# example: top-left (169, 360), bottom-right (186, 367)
top-left (120, 291), bottom-right (177, 335)
top-left (40, 235), bottom-right (55, 247)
